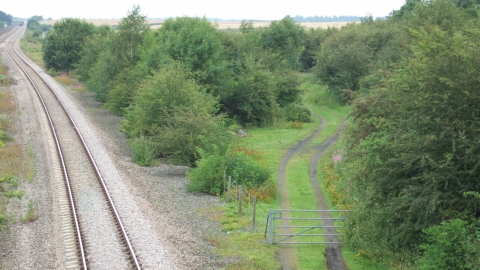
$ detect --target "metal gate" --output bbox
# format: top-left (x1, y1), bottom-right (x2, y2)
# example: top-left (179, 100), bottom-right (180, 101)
top-left (265, 209), bottom-right (349, 244)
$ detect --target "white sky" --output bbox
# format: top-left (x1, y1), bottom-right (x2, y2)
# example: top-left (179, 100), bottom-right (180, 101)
top-left (3, 0), bottom-right (406, 20)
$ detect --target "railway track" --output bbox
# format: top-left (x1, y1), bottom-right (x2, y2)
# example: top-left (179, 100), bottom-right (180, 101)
top-left (4, 26), bottom-right (141, 270)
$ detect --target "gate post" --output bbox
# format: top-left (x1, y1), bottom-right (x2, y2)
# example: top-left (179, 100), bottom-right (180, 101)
top-left (268, 210), bottom-right (274, 244)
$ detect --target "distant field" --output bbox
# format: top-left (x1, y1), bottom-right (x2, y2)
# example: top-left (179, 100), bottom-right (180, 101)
top-left (216, 21), bottom-right (352, 29)
top-left (45, 19), bottom-right (353, 29)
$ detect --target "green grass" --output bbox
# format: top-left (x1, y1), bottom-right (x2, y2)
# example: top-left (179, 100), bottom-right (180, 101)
top-left (200, 203), bottom-right (280, 269)
top-left (214, 75), bottom-right (351, 269)
top-left (213, 73), bottom-right (393, 269)
top-left (20, 30), bottom-right (45, 67)
top-left (287, 155), bottom-right (327, 269)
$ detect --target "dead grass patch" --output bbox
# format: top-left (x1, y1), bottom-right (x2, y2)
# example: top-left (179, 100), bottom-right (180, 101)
top-left (54, 74), bottom-right (87, 92)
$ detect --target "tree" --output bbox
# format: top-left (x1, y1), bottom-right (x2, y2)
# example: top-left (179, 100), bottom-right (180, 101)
top-left (76, 25), bottom-right (112, 82)
top-left (260, 16), bottom-right (305, 70)
top-left (344, 2), bottom-right (480, 263)
top-left (102, 5), bottom-right (148, 113)
top-left (112, 5), bottom-right (148, 67)
top-left (314, 19), bottom-right (407, 101)
top-left (42, 18), bottom-right (95, 72)
top-left (299, 27), bottom-right (335, 70)
top-left (134, 16), bottom-right (233, 101)
top-left (122, 62), bottom-right (221, 165)
top-left (390, 0), bottom-right (423, 18)
top-left (223, 54), bottom-right (280, 126)
top-left (0, 11), bottom-right (13, 26)
top-left (77, 6), bottom-right (148, 106)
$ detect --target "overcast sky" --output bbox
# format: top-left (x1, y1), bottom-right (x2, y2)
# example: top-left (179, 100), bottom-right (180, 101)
top-left (3, 0), bottom-right (406, 20)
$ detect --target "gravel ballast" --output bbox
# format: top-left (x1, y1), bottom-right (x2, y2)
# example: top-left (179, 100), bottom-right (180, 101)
top-left (0, 38), bottom-right (230, 269)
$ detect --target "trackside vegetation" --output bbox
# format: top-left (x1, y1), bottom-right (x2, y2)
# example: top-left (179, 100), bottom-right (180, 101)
top-left (37, 0), bottom-right (480, 268)
top-left (0, 60), bottom-right (35, 229)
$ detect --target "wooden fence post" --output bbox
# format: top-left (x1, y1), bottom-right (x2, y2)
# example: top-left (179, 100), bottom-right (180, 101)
top-left (238, 185), bottom-right (242, 214)
top-left (252, 196), bottom-right (257, 233)
top-left (226, 176), bottom-right (231, 202)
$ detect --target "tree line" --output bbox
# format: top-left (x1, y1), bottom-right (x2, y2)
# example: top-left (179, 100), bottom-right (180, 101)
top-left (38, 0), bottom-right (480, 267)
top-left (314, 0), bottom-right (480, 268)
top-left (41, 6), bottom-right (313, 196)
top-left (0, 10), bottom-right (13, 27)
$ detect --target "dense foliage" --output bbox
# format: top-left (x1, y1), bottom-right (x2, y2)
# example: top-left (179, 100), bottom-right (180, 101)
top-left (73, 7), bottom-right (311, 170)
top-left (35, 1), bottom-right (480, 266)
top-left (26, 16), bottom-right (49, 37)
top-left (42, 18), bottom-right (95, 72)
top-left (0, 11), bottom-right (13, 26)
top-left (319, 0), bottom-right (480, 266)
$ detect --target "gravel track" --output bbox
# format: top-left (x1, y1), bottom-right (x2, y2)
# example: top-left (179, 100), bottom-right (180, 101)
top-left (0, 29), bottom-right (230, 269)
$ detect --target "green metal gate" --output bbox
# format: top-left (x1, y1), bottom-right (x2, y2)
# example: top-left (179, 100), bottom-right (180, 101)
top-left (266, 209), bottom-right (348, 244)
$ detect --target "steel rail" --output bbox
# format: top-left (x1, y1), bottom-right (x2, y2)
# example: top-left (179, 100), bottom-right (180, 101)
top-left (6, 27), bottom-right (141, 269)
top-left (5, 27), bottom-right (88, 269)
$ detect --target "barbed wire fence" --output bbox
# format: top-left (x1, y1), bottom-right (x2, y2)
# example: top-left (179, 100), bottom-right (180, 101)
top-left (223, 176), bottom-right (271, 233)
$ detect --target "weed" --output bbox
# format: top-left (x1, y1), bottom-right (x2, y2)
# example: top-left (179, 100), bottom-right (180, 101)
top-left (22, 201), bottom-right (38, 222)
top-left (4, 190), bottom-right (23, 199)
top-left (0, 91), bottom-right (16, 114)
top-left (130, 136), bottom-right (157, 166)
top-left (55, 74), bottom-right (76, 85)
top-left (204, 233), bottom-right (222, 247)
top-left (288, 121), bottom-right (304, 129)
top-left (8, 212), bottom-right (16, 224)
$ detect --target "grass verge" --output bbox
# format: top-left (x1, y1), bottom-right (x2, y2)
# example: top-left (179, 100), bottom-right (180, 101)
top-left (0, 60), bottom-right (35, 229)
top-left (20, 30), bottom-right (45, 68)
top-left (210, 73), bottom-right (353, 269)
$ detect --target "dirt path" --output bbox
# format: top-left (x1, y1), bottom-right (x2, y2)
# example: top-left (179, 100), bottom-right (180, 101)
top-left (276, 111), bottom-right (347, 270)
top-left (277, 114), bottom-right (326, 269)
top-left (309, 112), bottom-right (347, 270)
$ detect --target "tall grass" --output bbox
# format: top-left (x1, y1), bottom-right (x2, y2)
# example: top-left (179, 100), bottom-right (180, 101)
top-left (20, 30), bottom-right (45, 67)
top-left (0, 64), bottom-right (33, 229)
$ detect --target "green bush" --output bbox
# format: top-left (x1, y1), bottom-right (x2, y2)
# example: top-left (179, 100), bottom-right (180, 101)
top-left (283, 103), bottom-right (311, 122)
top-left (416, 219), bottom-right (480, 269)
top-left (129, 136), bottom-right (156, 166)
top-left (152, 107), bottom-right (229, 166)
top-left (186, 148), bottom-right (226, 195)
top-left (226, 152), bottom-right (270, 188)
top-left (187, 148), bottom-right (271, 195)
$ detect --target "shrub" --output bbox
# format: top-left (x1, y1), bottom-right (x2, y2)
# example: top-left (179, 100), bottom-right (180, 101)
top-left (226, 152), bottom-right (270, 188)
top-left (416, 219), bottom-right (480, 269)
top-left (186, 148), bottom-right (226, 195)
top-left (283, 103), bottom-right (311, 122)
top-left (129, 136), bottom-right (156, 166)
top-left (187, 147), bottom-right (271, 196)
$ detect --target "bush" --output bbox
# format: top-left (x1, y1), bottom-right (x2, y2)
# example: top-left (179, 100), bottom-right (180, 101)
top-left (130, 136), bottom-right (156, 166)
top-left (416, 219), bottom-right (480, 269)
top-left (226, 152), bottom-right (270, 188)
top-left (186, 148), bottom-right (226, 195)
top-left (283, 103), bottom-right (311, 122)
top-left (187, 147), bottom-right (271, 195)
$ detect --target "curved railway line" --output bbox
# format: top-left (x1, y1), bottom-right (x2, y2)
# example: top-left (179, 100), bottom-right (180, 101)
top-left (3, 26), bottom-right (141, 270)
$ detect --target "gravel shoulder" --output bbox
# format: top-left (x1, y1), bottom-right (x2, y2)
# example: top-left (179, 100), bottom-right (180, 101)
top-left (0, 42), bottom-right (229, 269)
top-left (0, 50), bottom-right (65, 269)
